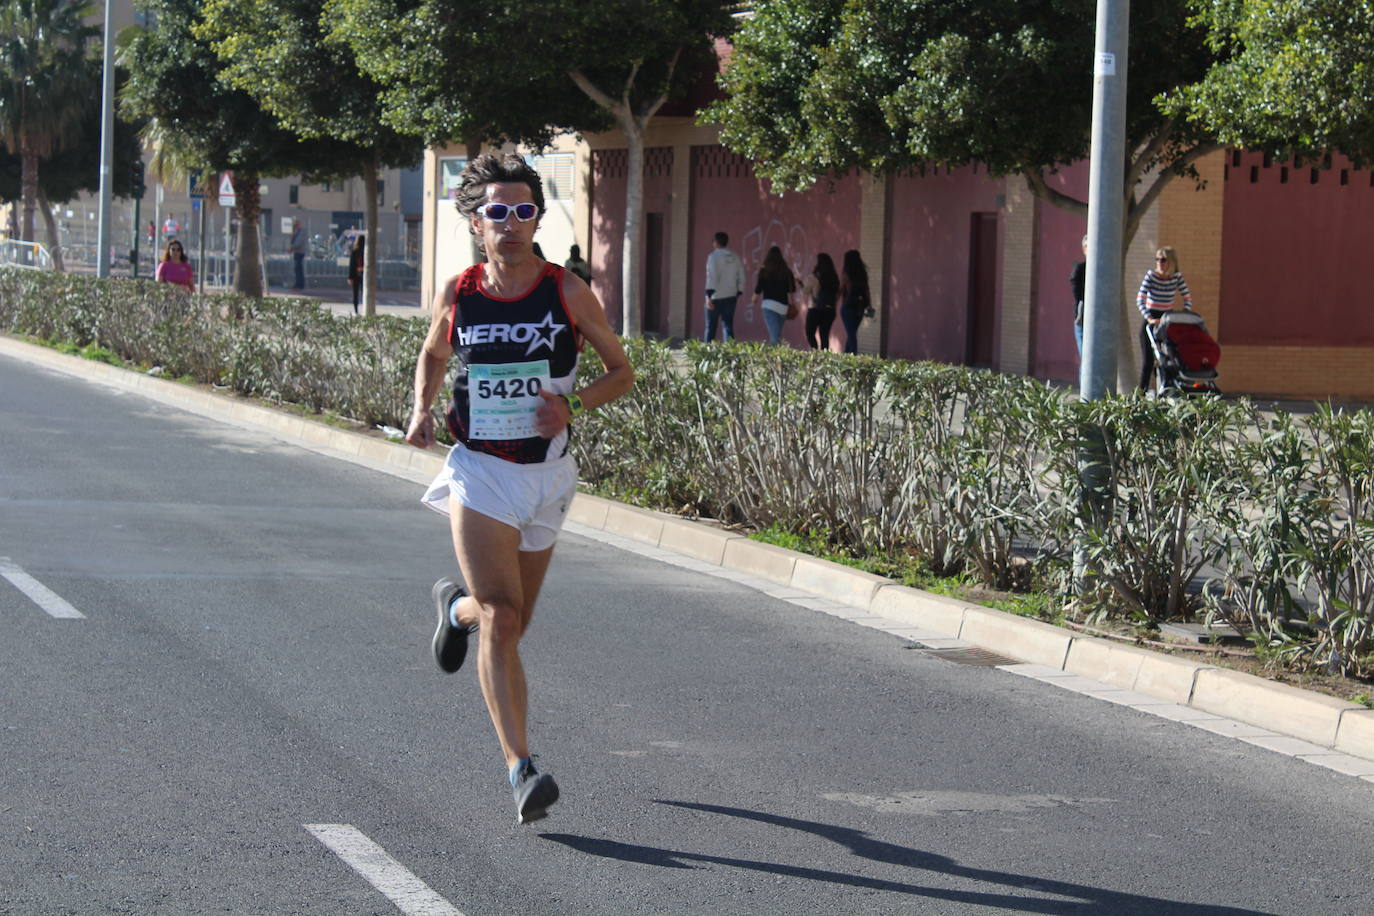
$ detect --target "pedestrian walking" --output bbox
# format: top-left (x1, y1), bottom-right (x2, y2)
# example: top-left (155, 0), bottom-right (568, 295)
top-left (702, 231), bottom-right (744, 342)
top-left (564, 244), bottom-right (591, 284)
top-left (347, 235), bottom-right (365, 315)
top-left (1071, 235), bottom-right (1087, 357)
top-left (838, 249), bottom-right (870, 354)
top-left (154, 239), bottom-right (194, 292)
top-left (289, 219), bottom-right (307, 290)
top-left (405, 153), bottom-right (634, 824)
top-left (751, 245), bottom-right (796, 345)
top-left (1136, 246), bottom-right (1193, 391)
top-left (801, 252), bottom-right (839, 350)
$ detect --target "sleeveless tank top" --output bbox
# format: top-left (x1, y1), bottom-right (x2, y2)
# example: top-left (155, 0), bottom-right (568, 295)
top-left (445, 262), bottom-right (581, 464)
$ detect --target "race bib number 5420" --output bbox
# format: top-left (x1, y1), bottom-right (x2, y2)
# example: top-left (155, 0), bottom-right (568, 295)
top-left (467, 360), bottom-right (551, 440)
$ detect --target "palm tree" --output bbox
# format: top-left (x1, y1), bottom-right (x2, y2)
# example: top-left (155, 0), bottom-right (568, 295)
top-left (0, 0), bottom-right (97, 244)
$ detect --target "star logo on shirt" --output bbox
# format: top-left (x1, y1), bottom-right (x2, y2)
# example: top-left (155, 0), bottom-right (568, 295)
top-left (524, 312), bottom-right (566, 356)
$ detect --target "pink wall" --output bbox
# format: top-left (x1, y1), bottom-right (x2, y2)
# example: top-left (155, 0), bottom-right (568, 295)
top-left (589, 147), bottom-right (676, 333)
top-left (885, 166), bottom-right (1006, 364)
top-left (1033, 163), bottom-right (1090, 382)
top-left (686, 147), bottom-right (862, 347)
top-left (1221, 151), bottom-right (1374, 346)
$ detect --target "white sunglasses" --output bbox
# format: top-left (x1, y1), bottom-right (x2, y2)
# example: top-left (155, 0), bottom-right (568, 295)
top-left (477, 202), bottom-right (539, 223)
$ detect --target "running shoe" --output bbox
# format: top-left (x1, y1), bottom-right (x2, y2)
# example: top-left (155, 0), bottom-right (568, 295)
top-left (512, 759), bottom-right (560, 824)
top-left (431, 577), bottom-right (477, 673)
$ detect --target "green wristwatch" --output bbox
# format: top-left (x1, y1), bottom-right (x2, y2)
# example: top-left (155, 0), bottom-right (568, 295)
top-left (561, 392), bottom-right (585, 417)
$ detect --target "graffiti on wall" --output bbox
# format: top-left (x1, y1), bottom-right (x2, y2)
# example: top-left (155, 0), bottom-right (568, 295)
top-left (737, 219), bottom-right (810, 325)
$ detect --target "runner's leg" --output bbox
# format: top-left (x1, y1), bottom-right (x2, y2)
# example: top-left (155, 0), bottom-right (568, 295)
top-left (448, 499), bottom-right (555, 769)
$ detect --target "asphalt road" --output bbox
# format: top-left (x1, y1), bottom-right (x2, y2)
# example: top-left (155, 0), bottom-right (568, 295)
top-left (4, 352), bottom-right (1374, 916)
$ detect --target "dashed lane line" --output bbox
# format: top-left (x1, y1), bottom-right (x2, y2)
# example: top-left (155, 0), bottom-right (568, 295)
top-left (305, 824), bottom-right (464, 916)
top-left (0, 557), bottom-right (85, 619)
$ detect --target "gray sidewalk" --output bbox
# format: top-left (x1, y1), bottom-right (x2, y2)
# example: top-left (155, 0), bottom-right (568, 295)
top-left (262, 283), bottom-right (426, 316)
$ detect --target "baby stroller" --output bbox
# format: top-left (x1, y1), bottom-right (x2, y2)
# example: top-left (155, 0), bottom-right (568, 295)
top-left (1148, 310), bottom-right (1221, 397)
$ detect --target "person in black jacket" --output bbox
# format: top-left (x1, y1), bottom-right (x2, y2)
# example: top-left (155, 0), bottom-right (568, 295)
top-left (838, 249), bottom-right (870, 354)
top-left (347, 235), bottom-right (365, 315)
top-left (751, 245), bottom-right (797, 345)
top-left (801, 252), bottom-right (839, 350)
top-left (1070, 235), bottom-right (1087, 356)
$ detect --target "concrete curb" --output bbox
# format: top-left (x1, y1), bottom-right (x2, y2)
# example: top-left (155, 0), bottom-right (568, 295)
top-left (5, 332), bottom-right (1370, 765)
top-left (552, 500), bottom-right (1374, 767)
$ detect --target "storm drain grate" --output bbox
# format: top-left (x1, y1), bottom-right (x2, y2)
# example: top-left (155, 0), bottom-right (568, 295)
top-left (919, 646), bottom-right (1018, 667)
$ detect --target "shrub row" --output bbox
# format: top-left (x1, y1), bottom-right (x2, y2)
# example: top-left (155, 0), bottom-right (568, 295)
top-left (2, 269), bottom-right (1371, 676)
top-left (573, 344), bottom-right (1374, 678)
top-left (0, 269), bottom-right (423, 429)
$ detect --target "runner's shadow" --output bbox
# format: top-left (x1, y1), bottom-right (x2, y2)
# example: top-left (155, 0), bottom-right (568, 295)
top-left (538, 800), bottom-right (1278, 915)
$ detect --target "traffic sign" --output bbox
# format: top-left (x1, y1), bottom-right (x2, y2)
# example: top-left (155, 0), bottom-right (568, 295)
top-left (188, 169), bottom-right (204, 200)
top-left (218, 172), bottom-right (236, 207)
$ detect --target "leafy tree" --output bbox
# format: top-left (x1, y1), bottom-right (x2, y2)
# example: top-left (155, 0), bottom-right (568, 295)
top-left (326, 0), bottom-right (602, 152)
top-left (195, 0), bottom-right (423, 315)
top-left (0, 0), bottom-right (98, 244)
top-left (710, 0), bottom-right (1219, 241)
top-left (327, 0), bottom-right (609, 282)
top-left (330, 0), bottom-right (733, 335)
top-left (0, 65), bottom-right (143, 271)
top-left (121, 0), bottom-right (364, 297)
top-left (1167, 1), bottom-right (1374, 164)
top-left (706, 0), bottom-right (1222, 388)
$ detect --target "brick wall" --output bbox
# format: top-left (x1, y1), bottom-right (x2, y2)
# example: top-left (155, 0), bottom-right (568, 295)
top-left (1157, 152), bottom-right (1224, 334)
top-left (1222, 346), bottom-right (1374, 400)
top-left (1157, 149), bottom-right (1374, 399)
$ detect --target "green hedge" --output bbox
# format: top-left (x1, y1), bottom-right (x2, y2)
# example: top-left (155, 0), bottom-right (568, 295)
top-left (3, 269), bottom-right (1372, 677)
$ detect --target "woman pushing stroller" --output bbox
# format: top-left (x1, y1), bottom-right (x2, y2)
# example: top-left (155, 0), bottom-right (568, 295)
top-left (1136, 246), bottom-right (1192, 392)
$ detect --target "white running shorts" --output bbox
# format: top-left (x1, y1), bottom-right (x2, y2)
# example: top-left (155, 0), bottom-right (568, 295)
top-left (422, 444), bottom-right (578, 552)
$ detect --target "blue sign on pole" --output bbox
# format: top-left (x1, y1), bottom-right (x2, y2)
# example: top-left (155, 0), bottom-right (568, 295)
top-left (188, 169), bottom-right (204, 200)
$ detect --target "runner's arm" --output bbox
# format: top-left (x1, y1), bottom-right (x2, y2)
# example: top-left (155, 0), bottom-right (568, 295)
top-left (405, 278), bottom-right (458, 449)
top-left (533, 271), bottom-right (634, 436)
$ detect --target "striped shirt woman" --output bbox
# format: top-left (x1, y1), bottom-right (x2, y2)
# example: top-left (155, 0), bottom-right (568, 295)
top-left (1137, 246), bottom-right (1191, 391)
top-left (1137, 254), bottom-right (1192, 318)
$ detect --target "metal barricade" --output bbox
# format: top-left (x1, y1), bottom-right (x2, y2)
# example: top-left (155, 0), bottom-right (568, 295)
top-left (0, 239), bottom-right (54, 271)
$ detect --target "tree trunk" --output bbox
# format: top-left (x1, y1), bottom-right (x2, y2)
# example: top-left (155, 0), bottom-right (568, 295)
top-left (363, 157), bottom-right (379, 316)
top-left (1118, 197), bottom-right (1145, 395)
top-left (20, 145), bottom-right (39, 243)
top-left (232, 171), bottom-right (263, 298)
top-left (569, 59), bottom-right (680, 338)
top-left (37, 186), bottom-right (64, 272)
top-left (621, 119), bottom-right (645, 337)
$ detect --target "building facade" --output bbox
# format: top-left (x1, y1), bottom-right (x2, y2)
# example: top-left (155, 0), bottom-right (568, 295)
top-left (416, 128), bottom-right (1373, 402)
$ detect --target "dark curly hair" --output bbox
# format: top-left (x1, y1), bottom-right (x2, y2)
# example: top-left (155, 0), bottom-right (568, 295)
top-left (455, 153), bottom-right (546, 253)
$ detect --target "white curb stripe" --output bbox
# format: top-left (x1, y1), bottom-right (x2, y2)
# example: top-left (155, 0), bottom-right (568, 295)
top-left (0, 557), bottom-right (85, 619)
top-left (305, 824), bottom-right (464, 916)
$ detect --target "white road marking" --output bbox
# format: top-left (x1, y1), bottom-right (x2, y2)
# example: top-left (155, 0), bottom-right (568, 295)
top-left (0, 557), bottom-right (85, 619)
top-left (305, 824), bottom-right (464, 916)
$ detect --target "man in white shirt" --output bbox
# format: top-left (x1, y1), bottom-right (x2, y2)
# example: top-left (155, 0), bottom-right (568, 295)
top-left (703, 231), bottom-right (744, 341)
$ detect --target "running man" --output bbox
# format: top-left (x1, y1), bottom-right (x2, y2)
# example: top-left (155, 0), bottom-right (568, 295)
top-left (405, 153), bottom-right (633, 823)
